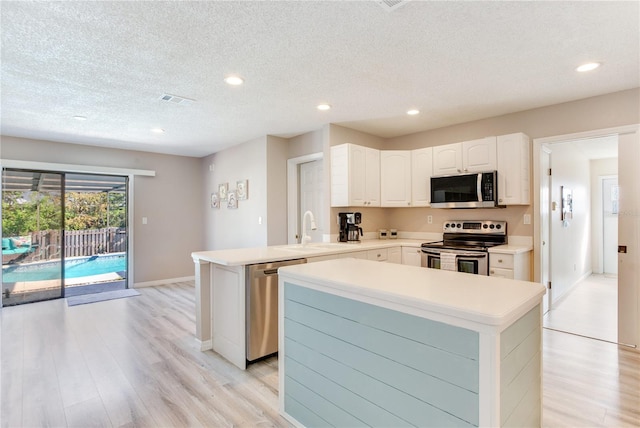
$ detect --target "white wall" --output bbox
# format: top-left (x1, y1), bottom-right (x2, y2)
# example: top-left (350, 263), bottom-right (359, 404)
top-left (549, 143), bottom-right (592, 302)
top-left (590, 157), bottom-right (618, 273)
top-left (202, 137), bottom-right (268, 250)
top-left (0, 136), bottom-right (203, 284)
top-left (201, 135), bottom-right (289, 250)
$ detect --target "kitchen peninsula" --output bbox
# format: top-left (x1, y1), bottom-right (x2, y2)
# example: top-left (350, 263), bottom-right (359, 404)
top-left (192, 238), bottom-right (533, 371)
top-left (191, 240), bottom-right (427, 368)
top-left (278, 259), bottom-right (545, 427)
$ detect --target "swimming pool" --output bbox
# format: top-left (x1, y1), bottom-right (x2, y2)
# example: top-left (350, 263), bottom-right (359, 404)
top-left (2, 254), bottom-right (126, 282)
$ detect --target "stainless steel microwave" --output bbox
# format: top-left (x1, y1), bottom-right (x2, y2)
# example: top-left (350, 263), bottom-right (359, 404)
top-left (430, 171), bottom-right (499, 208)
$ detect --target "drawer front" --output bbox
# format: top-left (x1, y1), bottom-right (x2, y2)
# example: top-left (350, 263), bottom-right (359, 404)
top-left (490, 254), bottom-right (514, 269)
top-left (368, 248), bottom-right (388, 262)
top-left (490, 267), bottom-right (514, 279)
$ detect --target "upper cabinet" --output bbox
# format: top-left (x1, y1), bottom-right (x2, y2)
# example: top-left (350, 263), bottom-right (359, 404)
top-left (330, 134), bottom-right (529, 208)
top-left (381, 151), bottom-right (411, 207)
top-left (497, 133), bottom-right (530, 205)
top-left (331, 143), bottom-right (380, 207)
top-left (432, 137), bottom-right (497, 176)
top-left (411, 147), bottom-right (432, 207)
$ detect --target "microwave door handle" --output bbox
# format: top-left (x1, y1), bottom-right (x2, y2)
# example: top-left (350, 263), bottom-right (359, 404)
top-left (477, 173), bottom-right (483, 202)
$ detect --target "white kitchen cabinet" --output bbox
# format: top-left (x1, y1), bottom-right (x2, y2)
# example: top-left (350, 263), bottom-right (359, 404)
top-left (401, 246), bottom-right (422, 266)
top-left (387, 246), bottom-right (402, 264)
top-left (432, 143), bottom-right (462, 176)
top-left (463, 137), bottom-right (497, 172)
top-left (489, 251), bottom-right (531, 281)
top-left (411, 147), bottom-right (432, 206)
top-left (331, 143), bottom-right (380, 207)
top-left (432, 137), bottom-right (497, 176)
top-left (497, 133), bottom-right (530, 205)
top-left (367, 248), bottom-right (388, 262)
top-left (381, 150), bottom-right (412, 207)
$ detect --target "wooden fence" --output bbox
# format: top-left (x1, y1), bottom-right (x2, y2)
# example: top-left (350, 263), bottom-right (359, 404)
top-left (28, 228), bottom-right (126, 260)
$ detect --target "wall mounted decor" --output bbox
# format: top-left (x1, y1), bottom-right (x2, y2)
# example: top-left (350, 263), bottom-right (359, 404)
top-left (227, 190), bottom-right (238, 209)
top-left (236, 179), bottom-right (248, 200)
top-left (218, 183), bottom-right (228, 201)
top-left (211, 192), bottom-right (220, 209)
top-left (561, 186), bottom-right (573, 221)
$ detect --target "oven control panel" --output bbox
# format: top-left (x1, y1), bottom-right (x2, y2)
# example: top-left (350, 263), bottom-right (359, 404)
top-left (443, 220), bottom-right (507, 235)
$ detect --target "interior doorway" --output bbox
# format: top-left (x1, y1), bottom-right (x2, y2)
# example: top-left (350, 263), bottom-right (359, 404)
top-left (287, 153), bottom-right (324, 244)
top-left (298, 159), bottom-right (324, 243)
top-left (535, 130), bottom-right (635, 345)
top-left (2, 169), bottom-right (129, 306)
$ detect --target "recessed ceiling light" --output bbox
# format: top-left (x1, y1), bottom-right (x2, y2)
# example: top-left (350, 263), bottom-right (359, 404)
top-left (224, 75), bottom-right (244, 86)
top-left (576, 62), bottom-right (601, 72)
top-left (407, 109), bottom-right (420, 115)
top-left (151, 128), bottom-right (165, 134)
top-left (317, 103), bottom-right (331, 111)
top-left (73, 115), bottom-right (87, 121)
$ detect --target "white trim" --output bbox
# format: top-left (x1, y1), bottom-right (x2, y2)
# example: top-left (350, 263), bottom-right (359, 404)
top-left (196, 339), bottom-right (213, 352)
top-left (0, 159), bottom-right (155, 177)
top-left (287, 152), bottom-right (323, 244)
top-left (134, 276), bottom-right (195, 288)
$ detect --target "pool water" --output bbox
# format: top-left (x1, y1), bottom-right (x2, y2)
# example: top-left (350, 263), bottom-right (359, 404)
top-left (2, 254), bottom-right (126, 282)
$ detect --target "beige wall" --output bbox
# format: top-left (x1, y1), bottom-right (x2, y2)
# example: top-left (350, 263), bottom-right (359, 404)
top-left (0, 136), bottom-right (203, 284)
top-left (266, 136), bottom-right (289, 246)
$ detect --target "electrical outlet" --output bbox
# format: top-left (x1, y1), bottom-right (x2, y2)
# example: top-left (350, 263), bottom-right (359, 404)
top-left (524, 214), bottom-right (531, 225)
top-left (427, 215), bottom-right (433, 224)
top-left (258, 216), bottom-right (262, 225)
top-left (142, 217), bottom-right (148, 225)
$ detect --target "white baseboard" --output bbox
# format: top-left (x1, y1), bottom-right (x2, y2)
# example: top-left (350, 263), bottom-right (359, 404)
top-left (133, 276), bottom-right (195, 288)
top-left (197, 338), bottom-right (213, 351)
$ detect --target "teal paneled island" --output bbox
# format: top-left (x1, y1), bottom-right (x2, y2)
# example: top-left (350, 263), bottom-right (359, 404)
top-left (278, 259), bottom-right (545, 428)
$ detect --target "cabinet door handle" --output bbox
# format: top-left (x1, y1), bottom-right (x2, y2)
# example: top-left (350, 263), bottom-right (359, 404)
top-left (498, 259), bottom-right (503, 263)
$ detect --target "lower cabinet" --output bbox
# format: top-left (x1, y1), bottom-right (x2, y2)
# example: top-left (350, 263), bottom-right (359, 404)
top-left (401, 246), bottom-right (422, 266)
top-left (489, 251), bottom-right (531, 281)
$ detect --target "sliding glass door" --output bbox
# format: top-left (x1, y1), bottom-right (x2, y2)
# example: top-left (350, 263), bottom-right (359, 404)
top-left (2, 170), bottom-right (64, 305)
top-left (2, 169), bottom-right (128, 306)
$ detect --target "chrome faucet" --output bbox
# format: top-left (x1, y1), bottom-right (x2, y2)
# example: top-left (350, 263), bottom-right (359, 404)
top-left (301, 210), bottom-right (317, 247)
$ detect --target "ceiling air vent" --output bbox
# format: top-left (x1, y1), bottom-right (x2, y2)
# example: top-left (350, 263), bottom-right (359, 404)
top-left (376, 0), bottom-right (410, 12)
top-left (159, 93), bottom-right (195, 106)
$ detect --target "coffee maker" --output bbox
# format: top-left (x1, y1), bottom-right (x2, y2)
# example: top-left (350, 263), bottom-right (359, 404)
top-left (338, 212), bottom-right (362, 243)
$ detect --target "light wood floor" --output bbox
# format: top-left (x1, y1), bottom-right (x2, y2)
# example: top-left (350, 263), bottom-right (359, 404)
top-left (2, 281), bottom-right (639, 427)
top-left (543, 274), bottom-right (617, 343)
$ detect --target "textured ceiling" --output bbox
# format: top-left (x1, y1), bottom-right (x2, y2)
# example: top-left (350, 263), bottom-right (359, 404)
top-left (1, 1), bottom-right (638, 158)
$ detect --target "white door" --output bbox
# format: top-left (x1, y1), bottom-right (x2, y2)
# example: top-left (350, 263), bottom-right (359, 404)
top-left (603, 177), bottom-right (619, 275)
top-left (432, 143), bottom-right (462, 176)
top-left (381, 151), bottom-right (411, 207)
top-left (299, 160), bottom-right (324, 243)
top-left (541, 147), bottom-right (551, 313)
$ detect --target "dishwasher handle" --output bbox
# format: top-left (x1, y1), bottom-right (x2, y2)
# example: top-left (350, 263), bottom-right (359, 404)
top-left (258, 268), bottom-right (279, 276)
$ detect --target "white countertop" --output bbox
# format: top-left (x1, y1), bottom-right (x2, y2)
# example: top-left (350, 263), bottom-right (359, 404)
top-left (279, 258), bottom-right (545, 328)
top-left (488, 244), bottom-right (533, 254)
top-left (191, 239), bottom-right (424, 266)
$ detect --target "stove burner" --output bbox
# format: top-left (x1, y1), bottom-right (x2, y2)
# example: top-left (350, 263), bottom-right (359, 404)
top-left (422, 220), bottom-right (508, 251)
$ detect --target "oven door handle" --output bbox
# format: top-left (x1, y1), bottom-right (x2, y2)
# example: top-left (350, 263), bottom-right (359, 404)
top-left (421, 249), bottom-right (487, 258)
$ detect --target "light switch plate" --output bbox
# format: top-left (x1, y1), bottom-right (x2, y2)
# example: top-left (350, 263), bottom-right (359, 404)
top-left (524, 214), bottom-right (531, 225)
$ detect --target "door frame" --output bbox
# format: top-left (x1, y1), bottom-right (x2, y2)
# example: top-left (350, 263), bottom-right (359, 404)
top-left (286, 152), bottom-right (323, 244)
top-left (533, 124), bottom-right (639, 346)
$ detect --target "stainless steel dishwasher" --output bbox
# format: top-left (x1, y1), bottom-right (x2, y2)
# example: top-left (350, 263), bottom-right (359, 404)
top-left (246, 258), bottom-right (306, 362)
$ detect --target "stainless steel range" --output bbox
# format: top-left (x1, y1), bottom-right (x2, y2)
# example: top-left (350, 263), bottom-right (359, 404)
top-left (421, 220), bottom-right (507, 275)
